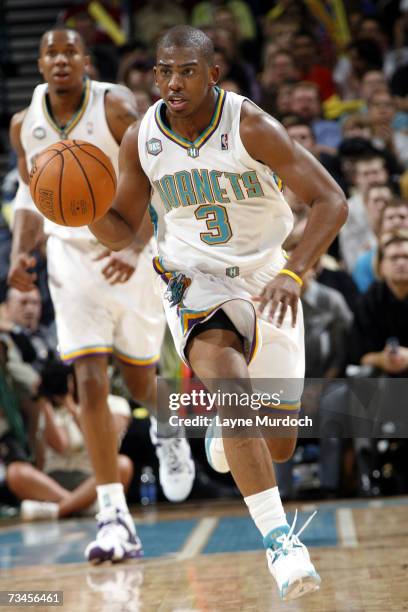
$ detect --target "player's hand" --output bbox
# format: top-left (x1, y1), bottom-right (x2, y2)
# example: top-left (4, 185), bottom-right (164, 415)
top-left (253, 274), bottom-right (301, 327)
top-left (94, 249), bottom-right (137, 284)
top-left (7, 254), bottom-right (37, 292)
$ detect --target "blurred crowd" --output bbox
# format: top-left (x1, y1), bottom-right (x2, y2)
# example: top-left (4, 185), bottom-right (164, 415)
top-left (1, 0), bottom-right (408, 518)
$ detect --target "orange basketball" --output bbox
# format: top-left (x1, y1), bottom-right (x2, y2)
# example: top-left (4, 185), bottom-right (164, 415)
top-left (29, 140), bottom-right (116, 227)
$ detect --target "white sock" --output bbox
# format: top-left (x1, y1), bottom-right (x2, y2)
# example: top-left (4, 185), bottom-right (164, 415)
top-left (96, 483), bottom-right (129, 513)
top-left (244, 486), bottom-right (288, 537)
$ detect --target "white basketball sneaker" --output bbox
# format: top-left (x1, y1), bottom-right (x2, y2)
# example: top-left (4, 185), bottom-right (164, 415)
top-left (205, 419), bottom-right (230, 473)
top-left (265, 510), bottom-right (321, 601)
top-left (20, 500), bottom-right (59, 521)
top-left (150, 418), bottom-right (195, 502)
top-left (85, 507), bottom-right (143, 564)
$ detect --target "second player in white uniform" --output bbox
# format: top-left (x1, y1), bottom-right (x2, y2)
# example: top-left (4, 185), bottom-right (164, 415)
top-left (8, 29), bottom-right (195, 564)
top-left (18, 78), bottom-right (164, 367)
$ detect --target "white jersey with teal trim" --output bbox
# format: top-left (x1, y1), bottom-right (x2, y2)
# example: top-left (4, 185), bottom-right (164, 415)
top-left (138, 88), bottom-right (293, 277)
top-left (18, 78), bottom-right (119, 241)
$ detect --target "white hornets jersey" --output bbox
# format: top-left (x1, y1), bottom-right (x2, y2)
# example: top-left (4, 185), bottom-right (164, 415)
top-left (19, 78), bottom-right (119, 240)
top-left (138, 88), bottom-right (294, 277)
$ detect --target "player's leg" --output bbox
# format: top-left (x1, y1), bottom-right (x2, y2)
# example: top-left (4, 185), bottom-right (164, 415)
top-left (74, 356), bottom-right (117, 483)
top-left (186, 325), bottom-right (278, 495)
top-left (74, 355), bottom-right (142, 563)
top-left (187, 313), bottom-right (320, 601)
top-left (119, 361), bottom-right (195, 502)
top-left (45, 238), bottom-right (142, 561)
top-left (114, 246), bottom-right (196, 503)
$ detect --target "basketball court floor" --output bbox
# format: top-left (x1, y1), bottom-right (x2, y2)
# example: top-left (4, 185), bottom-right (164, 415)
top-left (0, 497), bottom-right (407, 611)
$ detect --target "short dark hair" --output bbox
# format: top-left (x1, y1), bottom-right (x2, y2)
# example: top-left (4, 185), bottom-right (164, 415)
top-left (281, 114), bottom-right (313, 132)
top-left (39, 28), bottom-right (87, 54)
top-left (157, 25), bottom-right (215, 65)
top-left (380, 197), bottom-right (408, 221)
top-left (378, 230), bottom-right (408, 262)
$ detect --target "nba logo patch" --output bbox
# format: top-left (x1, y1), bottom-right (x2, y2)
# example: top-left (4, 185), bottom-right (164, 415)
top-left (33, 127), bottom-right (46, 140)
top-left (221, 133), bottom-right (228, 150)
top-left (187, 146), bottom-right (199, 158)
top-left (147, 138), bottom-right (162, 156)
top-left (226, 266), bottom-right (239, 278)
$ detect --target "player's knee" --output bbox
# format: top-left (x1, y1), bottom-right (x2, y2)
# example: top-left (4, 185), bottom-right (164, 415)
top-left (118, 455), bottom-right (134, 486)
top-left (267, 438), bottom-right (297, 463)
top-left (75, 362), bottom-right (109, 408)
top-left (125, 368), bottom-right (155, 404)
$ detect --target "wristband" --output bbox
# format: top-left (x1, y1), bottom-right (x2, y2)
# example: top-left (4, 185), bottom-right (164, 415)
top-left (278, 268), bottom-right (303, 287)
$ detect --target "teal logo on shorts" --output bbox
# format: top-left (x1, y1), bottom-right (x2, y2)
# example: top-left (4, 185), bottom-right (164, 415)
top-left (147, 138), bottom-right (162, 156)
top-left (226, 266), bottom-right (239, 278)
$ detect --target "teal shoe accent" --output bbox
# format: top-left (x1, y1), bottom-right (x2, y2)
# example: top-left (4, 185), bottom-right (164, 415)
top-left (263, 525), bottom-right (290, 551)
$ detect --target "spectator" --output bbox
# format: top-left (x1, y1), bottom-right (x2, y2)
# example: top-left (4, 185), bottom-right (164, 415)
top-left (351, 231), bottom-right (408, 375)
top-left (334, 39), bottom-right (383, 100)
top-left (290, 82), bottom-right (342, 149)
top-left (0, 332), bottom-right (42, 478)
top-left (353, 197), bottom-right (408, 293)
top-left (260, 49), bottom-right (298, 92)
top-left (119, 56), bottom-right (157, 100)
top-left (342, 113), bottom-right (373, 141)
top-left (262, 15), bottom-right (299, 52)
top-left (268, 82), bottom-right (296, 118)
top-left (339, 152), bottom-right (389, 271)
top-left (359, 69), bottom-right (388, 104)
top-left (259, 50), bottom-right (298, 116)
top-left (6, 364), bottom-right (134, 521)
top-left (133, 0), bottom-right (187, 47)
top-left (213, 47), bottom-right (248, 96)
top-left (302, 264), bottom-right (353, 378)
top-left (364, 183), bottom-right (394, 237)
top-left (4, 287), bottom-right (57, 373)
top-left (191, 1), bottom-right (257, 45)
top-left (209, 26), bottom-right (259, 100)
top-left (292, 31), bottom-right (335, 101)
top-left (61, 8), bottom-right (119, 81)
top-left (367, 88), bottom-right (408, 169)
top-left (282, 115), bottom-right (338, 166)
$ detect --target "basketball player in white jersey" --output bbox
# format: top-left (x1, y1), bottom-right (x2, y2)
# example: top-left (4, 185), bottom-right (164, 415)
top-left (87, 26), bottom-right (347, 599)
top-left (8, 29), bottom-right (195, 563)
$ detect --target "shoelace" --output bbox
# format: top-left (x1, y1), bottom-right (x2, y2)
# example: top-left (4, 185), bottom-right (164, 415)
top-left (160, 438), bottom-right (185, 474)
top-left (273, 509), bottom-right (317, 558)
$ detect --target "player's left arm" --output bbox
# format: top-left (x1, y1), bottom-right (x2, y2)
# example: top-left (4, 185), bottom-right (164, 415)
top-left (104, 85), bottom-right (140, 143)
top-left (240, 102), bottom-right (348, 326)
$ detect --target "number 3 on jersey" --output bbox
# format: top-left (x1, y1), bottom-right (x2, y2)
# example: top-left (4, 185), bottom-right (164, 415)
top-left (195, 204), bottom-right (232, 245)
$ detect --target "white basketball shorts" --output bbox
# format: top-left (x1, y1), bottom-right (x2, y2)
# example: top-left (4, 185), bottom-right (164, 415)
top-left (46, 237), bottom-right (166, 366)
top-left (153, 257), bottom-right (305, 411)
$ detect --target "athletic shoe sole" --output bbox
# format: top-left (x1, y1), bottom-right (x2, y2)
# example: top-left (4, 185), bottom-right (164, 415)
top-left (281, 571), bottom-right (321, 601)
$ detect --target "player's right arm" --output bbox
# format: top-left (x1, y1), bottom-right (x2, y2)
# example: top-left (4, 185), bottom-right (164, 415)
top-left (8, 110), bottom-right (44, 291)
top-left (88, 121), bottom-right (151, 251)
